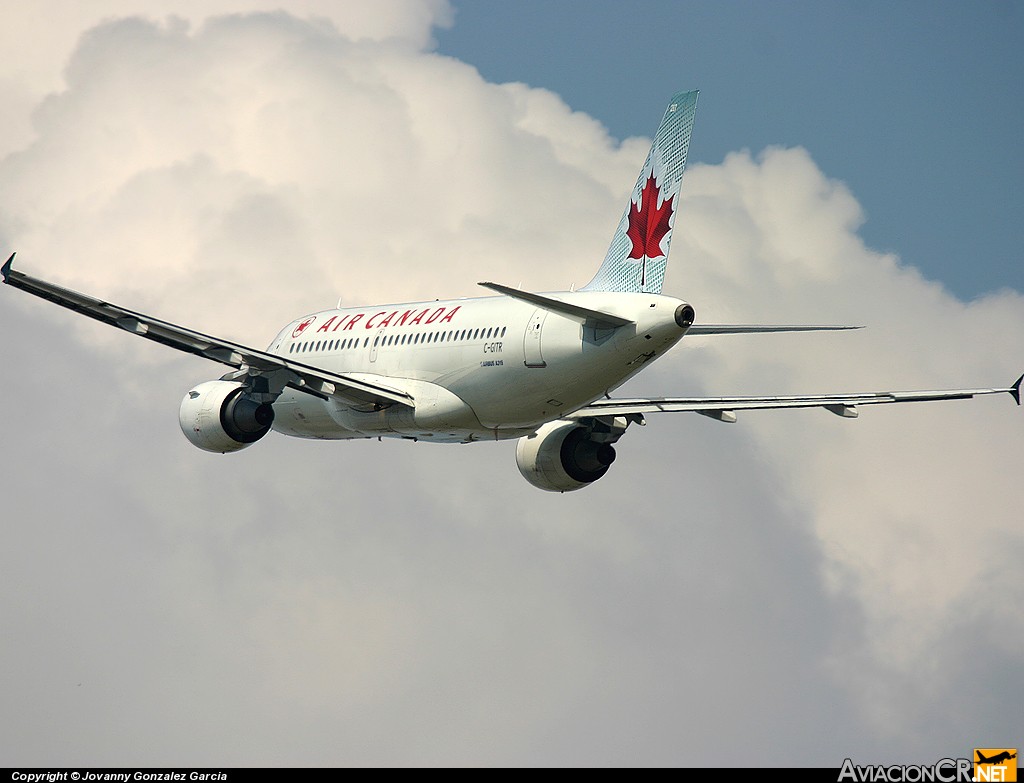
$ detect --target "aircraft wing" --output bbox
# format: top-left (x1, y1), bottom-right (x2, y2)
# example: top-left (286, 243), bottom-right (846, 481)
top-left (570, 380), bottom-right (1022, 422)
top-left (1, 254), bottom-right (413, 409)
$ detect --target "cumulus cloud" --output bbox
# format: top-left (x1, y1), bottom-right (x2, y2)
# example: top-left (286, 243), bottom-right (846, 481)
top-left (1, 6), bottom-right (1021, 766)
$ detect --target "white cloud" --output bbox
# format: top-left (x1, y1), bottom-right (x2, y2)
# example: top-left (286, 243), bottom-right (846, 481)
top-left (674, 147), bottom-right (1024, 659)
top-left (1, 6), bottom-right (1021, 765)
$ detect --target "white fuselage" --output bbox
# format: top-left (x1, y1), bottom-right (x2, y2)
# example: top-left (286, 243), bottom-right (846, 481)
top-left (267, 291), bottom-right (690, 443)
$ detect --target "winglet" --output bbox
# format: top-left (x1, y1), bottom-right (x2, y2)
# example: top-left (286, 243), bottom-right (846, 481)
top-left (1011, 372), bottom-right (1023, 406)
top-left (1, 252), bottom-right (15, 283)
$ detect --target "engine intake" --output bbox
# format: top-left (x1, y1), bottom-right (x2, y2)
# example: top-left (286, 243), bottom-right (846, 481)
top-left (179, 380), bottom-right (275, 453)
top-left (516, 421), bottom-right (617, 492)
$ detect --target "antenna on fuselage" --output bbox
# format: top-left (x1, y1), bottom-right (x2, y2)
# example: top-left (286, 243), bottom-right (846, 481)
top-left (337, 297), bottom-right (343, 309)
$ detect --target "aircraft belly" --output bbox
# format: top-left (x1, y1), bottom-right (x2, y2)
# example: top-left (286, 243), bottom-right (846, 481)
top-left (451, 323), bottom-right (638, 428)
top-left (272, 390), bottom-right (363, 440)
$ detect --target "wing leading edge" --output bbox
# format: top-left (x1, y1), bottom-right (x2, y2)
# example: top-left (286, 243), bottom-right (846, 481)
top-left (1, 254), bottom-right (413, 409)
top-left (571, 378), bottom-right (1023, 423)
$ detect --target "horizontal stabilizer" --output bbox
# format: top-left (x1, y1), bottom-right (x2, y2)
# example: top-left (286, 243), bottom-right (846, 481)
top-left (686, 324), bottom-right (862, 335)
top-left (478, 282), bottom-right (634, 329)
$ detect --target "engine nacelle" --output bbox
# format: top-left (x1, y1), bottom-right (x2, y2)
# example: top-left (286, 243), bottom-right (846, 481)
top-left (516, 421), bottom-right (617, 492)
top-left (179, 380), bottom-right (275, 453)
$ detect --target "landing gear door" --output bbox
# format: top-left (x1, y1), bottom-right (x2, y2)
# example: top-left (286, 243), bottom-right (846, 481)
top-left (524, 309), bottom-right (547, 368)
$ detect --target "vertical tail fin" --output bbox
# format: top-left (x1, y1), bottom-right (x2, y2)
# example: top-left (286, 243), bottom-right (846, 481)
top-left (583, 90), bottom-right (698, 294)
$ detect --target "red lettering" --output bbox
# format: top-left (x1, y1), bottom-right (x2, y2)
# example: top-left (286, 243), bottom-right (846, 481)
top-left (365, 311), bottom-right (387, 329)
top-left (332, 314), bottom-right (350, 332)
top-left (316, 315), bottom-right (337, 333)
top-left (409, 308), bottom-right (429, 325)
top-left (425, 307), bottom-right (445, 324)
top-left (439, 305), bottom-right (461, 323)
top-left (396, 309), bottom-right (415, 326)
top-left (344, 314), bottom-right (364, 330)
top-left (379, 310), bottom-right (398, 327)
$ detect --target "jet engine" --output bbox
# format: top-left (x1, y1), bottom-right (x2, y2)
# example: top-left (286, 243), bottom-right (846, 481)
top-left (178, 380), bottom-right (275, 453)
top-left (516, 420), bottom-right (618, 492)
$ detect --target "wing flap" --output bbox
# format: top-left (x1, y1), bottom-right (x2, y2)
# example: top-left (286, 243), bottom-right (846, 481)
top-left (2, 255), bottom-right (413, 409)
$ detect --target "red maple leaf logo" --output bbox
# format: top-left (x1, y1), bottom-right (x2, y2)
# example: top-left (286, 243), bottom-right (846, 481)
top-left (626, 172), bottom-right (674, 261)
top-left (292, 316), bottom-right (316, 338)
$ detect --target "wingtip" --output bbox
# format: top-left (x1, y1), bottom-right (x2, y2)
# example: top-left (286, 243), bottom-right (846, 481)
top-left (1011, 372), bottom-right (1023, 406)
top-left (1, 252), bottom-right (15, 282)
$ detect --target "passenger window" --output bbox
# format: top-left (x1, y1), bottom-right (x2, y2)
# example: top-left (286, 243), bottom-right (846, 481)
top-left (501, 326), bottom-right (506, 337)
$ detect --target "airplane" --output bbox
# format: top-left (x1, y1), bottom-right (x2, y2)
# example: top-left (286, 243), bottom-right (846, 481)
top-left (976, 751), bottom-right (1016, 766)
top-left (2, 89), bottom-right (1020, 492)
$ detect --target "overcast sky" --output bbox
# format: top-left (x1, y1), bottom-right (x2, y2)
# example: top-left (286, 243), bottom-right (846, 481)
top-left (1, 1), bottom-right (1021, 767)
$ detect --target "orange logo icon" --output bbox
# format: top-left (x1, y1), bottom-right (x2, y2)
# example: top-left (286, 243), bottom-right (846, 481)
top-left (974, 749), bottom-right (1017, 782)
